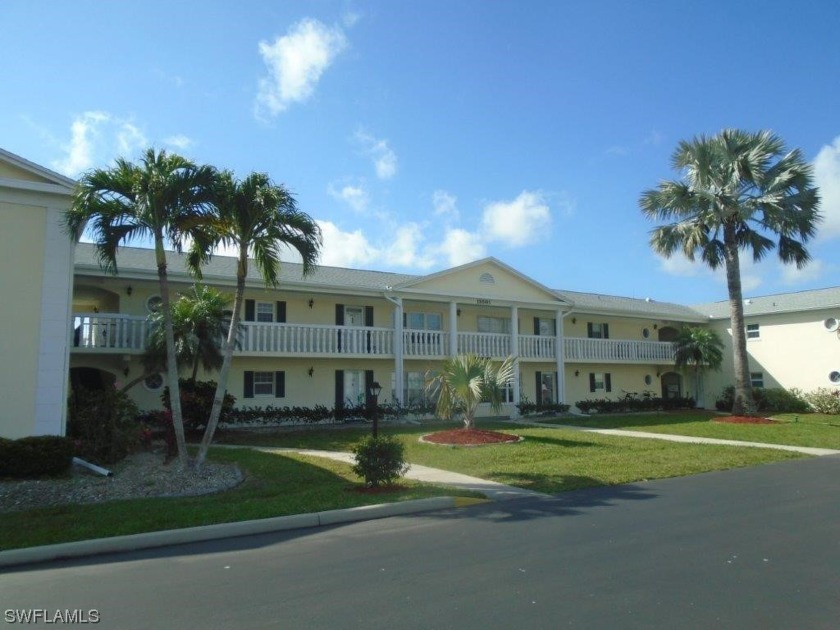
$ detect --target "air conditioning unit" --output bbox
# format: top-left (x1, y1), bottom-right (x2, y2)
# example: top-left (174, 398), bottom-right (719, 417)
top-left (824, 317), bottom-right (839, 332)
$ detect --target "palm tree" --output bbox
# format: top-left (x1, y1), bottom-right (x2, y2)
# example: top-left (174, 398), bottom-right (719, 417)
top-left (193, 171), bottom-right (321, 469)
top-left (640, 129), bottom-right (821, 415)
top-left (66, 148), bottom-right (217, 468)
top-left (143, 284), bottom-right (233, 381)
top-left (425, 354), bottom-right (515, 430)
top-left (672, 326), bottom-right (724, 408)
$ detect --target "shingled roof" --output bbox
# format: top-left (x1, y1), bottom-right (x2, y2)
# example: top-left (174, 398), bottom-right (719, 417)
top-left (693, 286), bottom-right (840, 319)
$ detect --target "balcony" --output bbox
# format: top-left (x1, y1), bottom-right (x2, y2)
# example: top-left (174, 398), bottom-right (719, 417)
top-left (70, 316), bottom-right (676, 364)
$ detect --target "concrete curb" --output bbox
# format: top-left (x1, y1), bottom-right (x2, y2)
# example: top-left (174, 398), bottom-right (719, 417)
top-left (0, 496), bottom-right (456, 569)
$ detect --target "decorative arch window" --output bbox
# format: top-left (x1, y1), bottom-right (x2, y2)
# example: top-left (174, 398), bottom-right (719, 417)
top-left (479, 272), bottom-right (495, 284)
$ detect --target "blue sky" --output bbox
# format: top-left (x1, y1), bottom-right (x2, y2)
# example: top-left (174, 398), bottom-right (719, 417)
top-left (4, 0), bottom-right (839, 305)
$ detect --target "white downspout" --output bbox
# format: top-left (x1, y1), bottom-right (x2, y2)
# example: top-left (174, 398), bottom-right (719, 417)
top-left (385, 294), bottom-right (403, 405)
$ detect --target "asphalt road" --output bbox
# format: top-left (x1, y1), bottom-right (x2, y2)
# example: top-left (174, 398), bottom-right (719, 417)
top-left (3, 455), bottom-right (839, 629)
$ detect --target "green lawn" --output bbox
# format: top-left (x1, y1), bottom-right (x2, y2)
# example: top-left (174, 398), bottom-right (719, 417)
top-left (0, 448), bottom-right (478, 552)
top-left (537, 411), bottom-right (840, 449)
top-left (219, 421), bottom-right (803, 494)
top-left (1, 416), bottom-right (816, 551)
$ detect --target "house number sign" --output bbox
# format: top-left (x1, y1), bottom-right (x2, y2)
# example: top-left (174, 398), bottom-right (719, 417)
top-left (475, 299), bottom-right (492, 305)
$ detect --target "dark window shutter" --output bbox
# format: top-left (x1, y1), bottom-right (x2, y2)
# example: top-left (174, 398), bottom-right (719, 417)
top-left (403, 312), bottom-right (407, 327)
top-left (587, 322), bottom-right (593, 338)
top-left (335, 304), bottom-right (344, 325)
top-left (244, 371), bottom-right (254, 398)
top-left (276, 301), bottom-right (286, 323)
top-left (335, 370), bottom-right (344, 417)
top-left (605, 373), bottom-right (612, 393)
top-left (533, 318), bottom-right (540, 335)
top-left (365, 370), bottom-right (375, 408)
top-left (535, 372), bottom-right (542, 405)
top-left (589, 373), bottom-right (596, 393)
top-left (245, 300), bottom-right (255, 322)
top-left (603, 323), bottom-right (610, 339)
top-left (275, 371), bottom-right (285, 398)
top-left (365, 306), bottom-right (374, 327)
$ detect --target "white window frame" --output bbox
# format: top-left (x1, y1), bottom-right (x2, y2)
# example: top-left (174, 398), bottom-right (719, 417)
top-left (478, 316), bottom-right (511, 334)
top-left (747, 323), bottom-right (760, 339)
top-left (589, 323), bottom-right (607, 339)
top-left (256, 302), bottom-right (274, 323)
top-left (750, 371), bottom-right (764, 388)
top-left (253, 371), bottom-right (274, 396)
top-left (143, 373), bottom-right (164, 392)
top-left (344, 306), bottom-right (365, 327)
top-left (592, 372), bottom-right (606, 392)
top-left (406, 312), bottom-right (443, 331)
top-left (344, 369), bottom-right (366, 405)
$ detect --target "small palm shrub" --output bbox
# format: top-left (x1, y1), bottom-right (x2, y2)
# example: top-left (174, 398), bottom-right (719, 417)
top-left (162, 379), bottom-right (236, 432)
top-left (68, 387), bottom-right (142, 465)
top-left (352, 436), bottom-right (409, 487)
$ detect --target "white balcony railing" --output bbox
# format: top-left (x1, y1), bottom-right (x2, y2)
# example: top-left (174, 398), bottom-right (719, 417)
top-left (564, 338), bottom-right (675, 363)
top-left (72, 313), bottom-right (148, 352)
top-left (238, 323), bottom-right (394, 356)
top-left (70, 316), bottom-right (676, 364)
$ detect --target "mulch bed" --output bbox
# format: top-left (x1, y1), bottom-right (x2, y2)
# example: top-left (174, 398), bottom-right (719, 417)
top-left (713, 416), bottom-right (778, 424)
top-left (420, 428), bottom-right (521, 446)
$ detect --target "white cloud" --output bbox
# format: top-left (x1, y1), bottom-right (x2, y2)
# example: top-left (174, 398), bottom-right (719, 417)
top-left (164, 134), bottom-right (193, 150)
top-left (605, 145), bottom-right (629, 157)
top-left (255, 18), bottom-right (347, 117)
top-left (52, 111), bottom-right (147, 177)
top-left (355, 130), bottom-right (398, 179)
top-left (316, 220), bottom-right (378, 267)
top-left (813, 136), bottom-right (840, 240)
top-left (328, 182), bottom-right (369, 212)
top-left (780, 258), bottom-right (824, 285)
top-left (437, 228), bottom-right (487, 266)
top-left (657, 253), bottom-right (703, 277)
top-left (432, 190), bottom-right (458, 220)
top-left (383, 223), bottom-right (436, 269)
top-left (481, 190), bottom-right (551, 247)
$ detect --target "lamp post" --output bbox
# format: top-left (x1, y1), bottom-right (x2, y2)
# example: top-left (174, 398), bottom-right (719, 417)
top-left (368, 381), bottom-right (382, 438)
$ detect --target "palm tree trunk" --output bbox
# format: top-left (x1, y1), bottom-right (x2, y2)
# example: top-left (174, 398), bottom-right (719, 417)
top-left (155, 236), bottom-right (190, 468)
top-left (195, 250), bottom-right (247, 469)
top-left (723, 227), bottom-right (755, 416)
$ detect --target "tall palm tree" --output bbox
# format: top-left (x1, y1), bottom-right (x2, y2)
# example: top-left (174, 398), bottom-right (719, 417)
top-left (640, 129), bottom-right (820, 415)
top-left (143, 284), bottom-right (233, 381)
top-left (425, 354), bottom-right (515, 430)
top-left (193, 171), bottom-right (321, 469)
top-left (672, 326), bottom-right (724, 408)
top-left (66, 148), bottom-right (217, 468)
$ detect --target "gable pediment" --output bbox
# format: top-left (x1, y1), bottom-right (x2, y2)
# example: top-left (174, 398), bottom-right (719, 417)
top-left (0, 149), bottom-right (76, 194)
top-left (396, 258), bottom-right (569, 306)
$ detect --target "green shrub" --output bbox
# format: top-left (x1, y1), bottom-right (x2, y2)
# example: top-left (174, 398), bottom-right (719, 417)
top-left (715, 386), bottom-right (811, 413)
top-left (804, 388), bottom-right (840, 414)
top-left (0, 436), bottom-right (75, 477)
top-left (162, 379), bottom-right (236, 432)
top-left (516, 400), bottom-right (571, 416)
top-left (352, 436), bottom-right (409, 487)
top-left (68, 387), bottom-right (141, 465)
top-left (574, 396), bottom-right (694, 414)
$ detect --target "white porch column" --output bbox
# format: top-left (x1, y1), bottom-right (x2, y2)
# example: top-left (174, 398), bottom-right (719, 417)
top-left (449, 301), bottom-right (458, 357)
top-left (392, 297), bottom-right (404, 405)
top-left (510, 305), bottom-right (520, 415)
top-left (556, 309), bottom-right (566, 403)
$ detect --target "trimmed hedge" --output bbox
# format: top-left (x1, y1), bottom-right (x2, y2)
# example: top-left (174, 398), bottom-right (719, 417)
top-left (714, 386), bottom-right (811, 413)
top-left (575, 396), bottom-right (695, 414)
top-left (516, 401), bottom-right (571, 416)
top-left (0, 435), bottom-right (75, 478)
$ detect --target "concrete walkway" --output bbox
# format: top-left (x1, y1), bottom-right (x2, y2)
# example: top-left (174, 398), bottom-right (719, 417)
top-left (247, 446), bottom-right (549, 501)
top-left (509, 419), bottom-right (840, 457)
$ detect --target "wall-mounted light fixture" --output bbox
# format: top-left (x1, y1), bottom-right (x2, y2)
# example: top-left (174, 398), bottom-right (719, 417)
top-left (571, 317), bottom-right (577, 324)
top-left (457, 309), bottom-right (462, 317)
top-left (308, 298), bottom-right (314, 309)
top-left (574, 370), bottom-right (580, 377)
top-left (123, 367), bottom-right (130, 377)
top-left (656, 371), bottom-right (661, 377)
top-left (307, 367), bottom-right (314, 377)
top-left (126, 285), bottom-right (133, 296)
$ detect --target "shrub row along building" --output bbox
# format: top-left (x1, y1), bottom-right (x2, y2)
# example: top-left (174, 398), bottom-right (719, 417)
top-left (2, 148), bottom-right (839, 439)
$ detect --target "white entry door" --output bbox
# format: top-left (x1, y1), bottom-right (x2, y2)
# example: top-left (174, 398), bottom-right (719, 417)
top-left (344, 370), bottom-right (366, 406)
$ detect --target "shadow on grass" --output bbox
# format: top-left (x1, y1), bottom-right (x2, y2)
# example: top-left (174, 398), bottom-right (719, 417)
top-left (541, 410), bottom-right (718, 430)
top-left (520, 435), bottom-right (603, 449)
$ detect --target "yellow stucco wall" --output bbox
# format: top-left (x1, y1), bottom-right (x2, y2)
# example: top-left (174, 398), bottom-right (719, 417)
top-left (0, 202), bottom-right (46, 438)
top-left (0, 161), bottom-right (49, 182)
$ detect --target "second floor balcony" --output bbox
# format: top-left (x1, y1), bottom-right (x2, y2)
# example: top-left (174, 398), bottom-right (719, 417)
top-left (71, 314), bottom-right (677, 364)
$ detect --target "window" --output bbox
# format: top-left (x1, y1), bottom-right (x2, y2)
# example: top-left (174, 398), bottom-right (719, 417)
top-left (535, 318), bottom-right (556, 336)
top-left (642, 327), bottom-right (651, 339)
top-left (478, 316), bottom-right (511, 334)
top-left (750, 372), bottom-right (764, 388)
top-left (479, 272), bottom-right (495, 284)
top-left (747, 323), bottom-right (760, 339)
top-left (589, 372), bottom-right (612, 393)
top-left (255, 302), bottom-right (274, 322)
top-left (146, 295), bottom-right (163, 313)
top-left (587, 322), bottom-right (610, 339)
top-left (829, 371), bottom-right (840, 385)
top-left (405, 312), bottom-right (442, 330)
top-left (244, 370), bottom-right (285, 398)
top-left (143, 373), bottom-right (164, 392)
top-left (537, 372), bottom-right (555, 404)
top-left (405, 371), bottom-right (427, 405)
